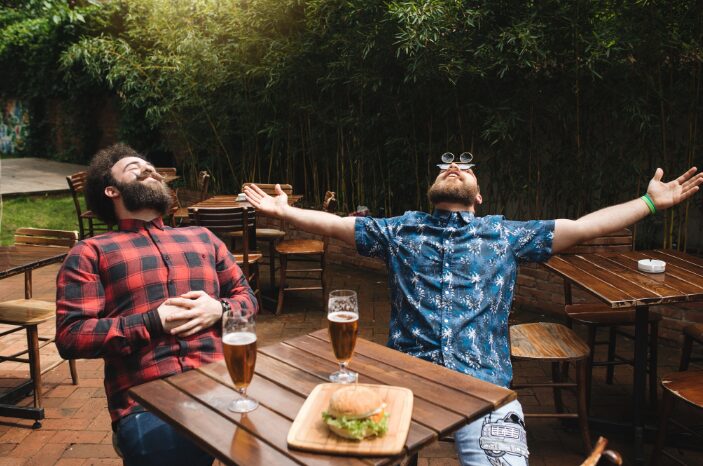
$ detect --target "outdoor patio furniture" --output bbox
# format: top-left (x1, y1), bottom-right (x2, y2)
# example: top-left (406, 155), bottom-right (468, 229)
top-left (650, 323), bottom-right (703, 465)
top-left (171, 170), bottom-right (211, 226)
top-left (543, 249), bottom-right (703, 465)
top-left (0, 228), bottom-right (79, 428)
top-left (274, 192), bottom-right (336, 315)
top-left (561, 230), bottom-right (660, 410)
top-left (66, 171), bottom-right (112, 239)
top-left (129, 328), bottom-right (516, 466)
top-left (188, 206), bottom-right (262, 300)
top-left (240, 183), bottom-right (292, 290)
top-left (509, 321), bottom-right (592, 454)
top-left (155, 166), bottom-right (180, 184)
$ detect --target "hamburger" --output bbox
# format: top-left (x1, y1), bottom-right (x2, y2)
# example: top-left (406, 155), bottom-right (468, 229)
top-left (322, 385), bottom-right (389, 440)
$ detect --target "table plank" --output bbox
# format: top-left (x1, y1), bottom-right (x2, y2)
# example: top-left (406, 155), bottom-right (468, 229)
top-left (171, 370), bottom-right (374, 466)
top-left (130, 379), bottom-right (299, 466)
top-left (198, 360), bottom-right (437, 456)
top-left (639, 251), bottom-right (703, 288)
top-left (261, 339), bottom-right (473, 435)
top-left (308, 329), bottom-right (516, 409)
top-left (656, 249), bottom-right (703, 269)
top-left (0, 246), bottom-right (66, 279)
top-left (602, 253), bottom-right (703, 299)
top-left (572, 254), bottom-right (681, 304)
top-left (287, 335), bottom-right (500, 419)
top-left (544, 255), bottom-right (639, 307)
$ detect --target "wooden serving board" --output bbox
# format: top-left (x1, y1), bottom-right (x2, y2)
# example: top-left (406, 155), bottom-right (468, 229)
top-left (287, 383), bottom-right (413, 456)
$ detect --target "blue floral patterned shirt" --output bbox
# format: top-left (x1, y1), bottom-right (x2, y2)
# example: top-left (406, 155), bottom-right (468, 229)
top-left (355, 210), bottom-right (554, 387)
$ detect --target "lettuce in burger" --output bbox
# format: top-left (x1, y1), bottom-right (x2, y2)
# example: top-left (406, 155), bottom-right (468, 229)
top-left (322, 385), bottom-right (389, 440)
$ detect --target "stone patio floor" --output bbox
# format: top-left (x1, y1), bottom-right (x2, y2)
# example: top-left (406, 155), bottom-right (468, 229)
top-left (0, 261), bottom-right (702, 466)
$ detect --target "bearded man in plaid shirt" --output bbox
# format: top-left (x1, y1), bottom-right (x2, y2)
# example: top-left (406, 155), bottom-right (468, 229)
top-left (56, 144), bottom-right (258, 466)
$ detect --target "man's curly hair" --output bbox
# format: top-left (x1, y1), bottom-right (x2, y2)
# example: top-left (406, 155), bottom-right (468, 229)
top-left (85, 143), bottom-right (144, 225)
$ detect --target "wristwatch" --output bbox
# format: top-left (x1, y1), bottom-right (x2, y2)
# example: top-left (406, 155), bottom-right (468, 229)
top-left (220, 299), bottom-right (232, 316)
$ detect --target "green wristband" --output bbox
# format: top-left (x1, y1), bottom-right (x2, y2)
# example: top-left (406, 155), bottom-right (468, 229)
top-left (641, 194), bottom-right (656, 215)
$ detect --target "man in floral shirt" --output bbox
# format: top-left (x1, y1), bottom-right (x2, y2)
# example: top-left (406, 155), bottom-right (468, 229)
top-left (56, 144), bottom-right (257, 466)
top-left (245, 159), bottom-right (701, 466)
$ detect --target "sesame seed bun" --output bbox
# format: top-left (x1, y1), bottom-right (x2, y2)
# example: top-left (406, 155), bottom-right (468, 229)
top-left (327, 386), bottom-right (383, 419)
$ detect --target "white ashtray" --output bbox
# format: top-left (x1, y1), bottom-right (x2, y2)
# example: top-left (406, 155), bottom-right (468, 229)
top-left (637, 259), bottom-right (666, 273)
top-left (236, 193), bottom-right (246, 201)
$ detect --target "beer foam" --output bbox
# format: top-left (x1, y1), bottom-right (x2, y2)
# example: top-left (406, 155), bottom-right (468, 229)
top-left (328, 311), bottom-right (359, 323)
top-left (223, 332), bottom-right (257, 345)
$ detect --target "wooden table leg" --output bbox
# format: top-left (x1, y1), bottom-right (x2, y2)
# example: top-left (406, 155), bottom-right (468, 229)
top-left (633, 305), bottom-right (648, 466)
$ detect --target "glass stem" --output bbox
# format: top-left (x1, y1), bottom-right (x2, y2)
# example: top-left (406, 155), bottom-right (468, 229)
top-left (237, 387), bottom-right (247, 399)
top-left (339, 361), bottom-right (348, 374)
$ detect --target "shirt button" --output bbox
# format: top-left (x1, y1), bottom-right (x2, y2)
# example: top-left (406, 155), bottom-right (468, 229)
top-left (445, 263), bottom-right (449, 267)
top-left (444, 319), bottom-right (448, 323)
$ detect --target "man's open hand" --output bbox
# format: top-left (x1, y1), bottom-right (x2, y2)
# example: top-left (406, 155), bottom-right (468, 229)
top-left (243, 183), bottom-right (288, 218)
top-left (648, 167), bottom-right (703, 210)
top-left (157, 290), bottom-right (222, 337)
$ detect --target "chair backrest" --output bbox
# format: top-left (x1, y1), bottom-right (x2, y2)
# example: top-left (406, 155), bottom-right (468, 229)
top-left (579, 436), bottom-right (622, 466)
top-left (561, 229), bottom-right (633, 255)
top-left (198, 171), bottom-right (211, 202)
top-left (15, 228), bottom-right (78, 249)
top-left (323, 191), bottom-right (337, 213)
top-left (242, 182), bottom-right (293, 196)
top-left (155, 167), bottom-right (178, 177)
top-left (188, 206), bottom-right (256, 272)
top-left (66, 171), bottom-right (90, 238)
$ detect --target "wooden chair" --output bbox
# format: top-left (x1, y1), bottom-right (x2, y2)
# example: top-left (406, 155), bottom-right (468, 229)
top-left (188, 206), bottom-right (262, 300)
top-left (579, 436), bottom-right (622, 466)
top-left (66, 171), bottom-right (112, 239)
top-left (155, 166), bottom-right (178, 182)
top-left (240, 183), bottom-right (293, 290)
top-left (171, 171), bottom-right (211, 226)
top-left (0, 228), bottom-right (79, 428)
top-left (273, 191), bottom-right (336, 315)
top-left (510, 322), bottom-right (592, 454)
top-left (561, 229), bottom-right (661, 409)
top-left (650, 323), bottom-right (703, 465)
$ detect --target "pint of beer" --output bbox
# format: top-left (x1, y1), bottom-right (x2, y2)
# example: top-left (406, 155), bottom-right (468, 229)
top-left (223, 332), bottom-right (257, 389)
top-left (222, 309), bottom-right (259, 412)
top-left (327, 290), bottom-right (359, 383)
top-left (328, 311), bottom-right (358, 363)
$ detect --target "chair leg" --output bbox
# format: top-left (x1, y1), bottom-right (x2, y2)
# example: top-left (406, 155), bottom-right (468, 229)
top-left (69, 359), bottom-right (79, 385)
top-left (586, 325), bottom-right (597, 411)
top-left (321, 250), bottom-right (327, 311)
top-left (26, 325), bottom-right (42, 409)
top-left (276, 255), bottom-right (287, 315)
top-left (650, 388), bottom-right (674, 466)
top-left (269, 241), bottom-right (276, 294)
top-left (606, 326), bottom-right (617, 384)
top-left (551, 362), bottom-right (565, 414)
top-left (679, 333), bottom-right (693, 371)
top-left (575, 360), bottom-right (592, 455)
top-left (649, 320), bottom-right (658, 410)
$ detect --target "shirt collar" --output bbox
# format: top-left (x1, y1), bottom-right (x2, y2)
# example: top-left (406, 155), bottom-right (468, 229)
top-left (118, 217), bottom-right (165, 232)
top-left (431, 209), bottom-right (475, 224)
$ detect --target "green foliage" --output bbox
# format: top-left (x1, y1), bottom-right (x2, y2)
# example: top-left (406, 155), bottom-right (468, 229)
top-left (2, 0), bottom-right (702, 248)
top-left (0, 194), bottom-right (77, 245)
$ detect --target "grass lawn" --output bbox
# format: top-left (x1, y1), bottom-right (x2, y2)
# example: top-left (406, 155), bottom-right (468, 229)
top-left (0, 194), bottom-right (79, 245)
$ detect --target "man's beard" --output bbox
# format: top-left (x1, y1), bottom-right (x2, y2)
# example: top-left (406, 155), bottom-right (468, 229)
top-left (427, 178), bottom-right (478, 206)
top-left (115, 179), bottom-right (173, 216)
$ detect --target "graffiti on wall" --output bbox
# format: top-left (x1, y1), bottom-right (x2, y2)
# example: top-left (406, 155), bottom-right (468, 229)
top-left (0, 100), bottom-right (29, 154)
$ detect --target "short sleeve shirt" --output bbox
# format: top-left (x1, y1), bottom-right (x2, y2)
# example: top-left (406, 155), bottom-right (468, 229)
top-left (355, 210), bottom-right (554, 387)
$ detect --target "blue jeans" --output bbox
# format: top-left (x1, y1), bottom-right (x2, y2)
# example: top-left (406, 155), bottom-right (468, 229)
top-left (115, 411), bottom-right (214, 466)
top-left (454, 400), bottom-right (529, 466)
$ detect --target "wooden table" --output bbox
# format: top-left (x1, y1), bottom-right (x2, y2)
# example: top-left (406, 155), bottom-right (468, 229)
top-left (543, 249), bottom-right (703, 465)
top-left (0, 245), bottom-right (68, 421)
top-left (130, 329), bottom-right (516, 466)
top-left (191, 194), bottom-right (303, 209)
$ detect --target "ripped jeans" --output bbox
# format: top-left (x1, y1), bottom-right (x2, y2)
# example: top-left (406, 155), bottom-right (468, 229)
top-left (453, 399), bottom-right (529, 466)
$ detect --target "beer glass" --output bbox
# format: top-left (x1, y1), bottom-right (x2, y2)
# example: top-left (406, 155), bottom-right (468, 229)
top-left (327, 289), bottom-right (359, 383)
top-left (222, 310), bottom-right (258, 412)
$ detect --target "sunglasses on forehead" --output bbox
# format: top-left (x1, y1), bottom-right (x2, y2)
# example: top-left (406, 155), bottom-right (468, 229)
top-left (437, 152), bottom-right (475, 171)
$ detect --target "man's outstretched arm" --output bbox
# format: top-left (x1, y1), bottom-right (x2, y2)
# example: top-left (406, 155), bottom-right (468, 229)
top-left (244, 184), bottom-right (357, 246)
top-left (552, 167), bottom-right (703, 253)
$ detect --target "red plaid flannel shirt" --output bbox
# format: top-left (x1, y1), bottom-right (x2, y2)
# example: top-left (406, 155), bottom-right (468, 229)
top-left (55, 218), bottom-right (258, 427)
